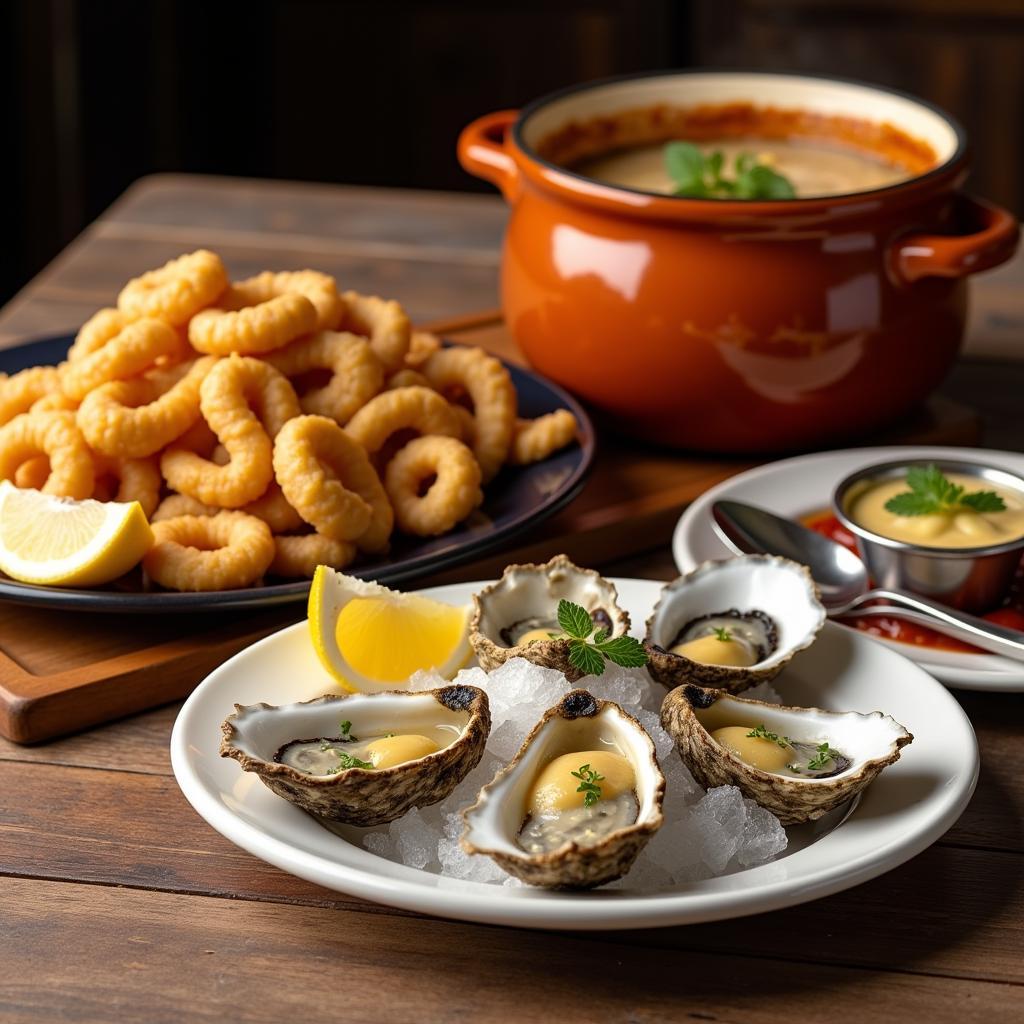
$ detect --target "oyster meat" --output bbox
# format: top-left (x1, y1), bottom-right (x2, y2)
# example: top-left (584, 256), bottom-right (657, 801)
top-left (661, 684), bottom-right (912, 825)
top-left (470, 555), bottom-right (630, 682)
top-left (462, 689), bottom-right (664, 889)
top-left (221, 685), bottom-right (490, 826)
top-left (646, 555), bottom-right (825, 692)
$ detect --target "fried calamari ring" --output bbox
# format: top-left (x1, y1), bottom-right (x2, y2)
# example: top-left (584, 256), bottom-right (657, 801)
top-left (344, 386), bottom-right (460, 457)
top-left (14, 456), bottom-right (50, 490)
top-left (273, 414), bottom-right (393, 552)
top-left (340, 291), bottom-right (411, 372)
top-left (265, 330), bottom-right (383, 423)
top-left (160, 357), bottom-right (299, 508)
top-left (68, 308), bottom-right (133, 362)
top-left (222, 270), bottom-right (343, 331)
top-left (143, 512), bottom-right (274, 591)
top-left (385, 368), bottom-right (430, 391)
top-left (152, 481), bottom-right (303, 534)
top-left (421, 346), bottom-right (516, 483)
top-left (384, 435), bottom-right (483, 537)
top-left (0, 366), bottom-right (64, 426)
top-left (60, 318), bottom-right (182, 401)
top-left (509, 410), bottom-right (578, 465)
top-left (189, 292), bottom-right (317, 356)
top-left (450, 404), bottom-right (476, 446)
top-left (31, 392), bottom-right (79, 413)
top-left (405, 330), bottom-right (441, 369)
top-left (76, 356), bottom-right (217, 458)
top-left (91, 453), bottom-right (161, 517)
top-left (0, 411), bottom-right (94, 498)
top-left (117, 249), bottom-right (228, 325)
top-left (270, 532), bottom-right (356, 578)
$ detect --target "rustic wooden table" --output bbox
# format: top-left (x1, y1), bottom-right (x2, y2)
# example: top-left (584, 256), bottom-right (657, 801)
top-left (1, 175), bottom-right (1022, 1023)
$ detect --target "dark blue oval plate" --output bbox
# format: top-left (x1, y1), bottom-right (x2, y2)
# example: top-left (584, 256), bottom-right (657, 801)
top-left (0, 335), bottom-right (594, 612)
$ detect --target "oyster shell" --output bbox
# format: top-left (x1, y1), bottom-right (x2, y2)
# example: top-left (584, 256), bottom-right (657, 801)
top-left (469, 555), bottom-right (630, 682)
top-left (462, 689), bottom-right (665, 889)
top-left (220, 685), bottom-right (490, 826)
top-left (645, 555), bottom-right (825, 692)
top-left (660, 684), bottom-right (912, 825)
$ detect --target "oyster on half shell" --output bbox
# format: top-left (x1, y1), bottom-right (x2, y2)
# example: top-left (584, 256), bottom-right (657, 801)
top-left (221, 686), bottom-right (490, 826)
top-left (469, 555), bottom-right (630, 682)
top-left (660, 684), bottom-right (912, 825)
top-left (645, 555), bottom-right (825, 692)
top-left (462, 689), bottom-right (665, 889)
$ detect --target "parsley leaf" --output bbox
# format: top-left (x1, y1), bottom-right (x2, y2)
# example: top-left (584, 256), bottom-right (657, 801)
top-left (556, 599), bottom-right (649, 677)
top-left (338, 719), bottom-right (357, 742)
top-left (665, 141), bottom-right (796, 200)
top-left (327, 750), bottom-right (374, 774)
top-left (713, 626), bottom-right (733, 643)
top-left (884, 464), bottom-right (1007, 517)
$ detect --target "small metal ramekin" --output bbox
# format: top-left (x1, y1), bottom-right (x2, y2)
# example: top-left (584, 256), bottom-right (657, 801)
top-left (832, 458), bottom-right (1024, 613)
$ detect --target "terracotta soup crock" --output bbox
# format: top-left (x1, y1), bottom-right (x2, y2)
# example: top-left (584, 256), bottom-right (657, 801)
top-left (458, 71), bottom-right (1019, 453)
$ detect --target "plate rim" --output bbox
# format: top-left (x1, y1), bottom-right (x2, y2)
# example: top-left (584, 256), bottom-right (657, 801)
top-left (0, 333), bottom-right (595, 613)
top-left (671, 444), bottom-right (1024, 692)
top-left (170, 576), bottom-right (979, 931)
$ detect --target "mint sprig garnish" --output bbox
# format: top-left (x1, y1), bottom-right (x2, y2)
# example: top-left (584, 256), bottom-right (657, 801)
top-left (884, 464), bottom-right (1006, 517)
top-left (665, 142), bottom-right (796, 200)
top-left (555, 598), bottom-right (649, 677)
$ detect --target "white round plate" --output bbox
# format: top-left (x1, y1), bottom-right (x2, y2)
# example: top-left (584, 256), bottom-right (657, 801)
top-left (673, 445), bottom-right (1024, 692)
top-left (171, 577), bottom-right (977, 931)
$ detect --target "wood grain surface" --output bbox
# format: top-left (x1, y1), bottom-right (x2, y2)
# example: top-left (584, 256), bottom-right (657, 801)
top-left (0, 175), bottom-right (1022, 1023)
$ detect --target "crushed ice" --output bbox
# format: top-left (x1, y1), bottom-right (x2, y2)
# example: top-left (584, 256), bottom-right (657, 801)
top-left (360, 659), bottom-right (788, 889)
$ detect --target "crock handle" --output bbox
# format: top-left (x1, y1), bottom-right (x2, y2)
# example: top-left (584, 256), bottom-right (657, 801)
top-left (892, 195), bottom-right (1020, 284)
top-left (457, 110), bottom-right (520, 202)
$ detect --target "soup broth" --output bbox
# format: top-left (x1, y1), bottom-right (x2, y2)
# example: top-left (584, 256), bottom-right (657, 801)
top-left (574, 139), bottom-right (909, 198)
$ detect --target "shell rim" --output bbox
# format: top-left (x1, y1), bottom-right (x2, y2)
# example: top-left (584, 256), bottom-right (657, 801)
top-left (644, 554), bottom-right (826, 674)
top-left (461, 690), bottom-right (666, 867)
top-left (673, 684), bottom-right (914, 787)
top-left (220, 686), bottom-right (489, 786)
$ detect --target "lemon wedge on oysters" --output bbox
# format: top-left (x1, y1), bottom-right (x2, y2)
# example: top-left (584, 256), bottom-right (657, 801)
top-left (308, 565), bottom-right (472, 693)
top-left (0, 481), bottom-right (154, 586)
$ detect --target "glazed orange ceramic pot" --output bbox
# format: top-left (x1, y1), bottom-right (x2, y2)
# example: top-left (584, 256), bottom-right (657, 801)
top-left (458, 72), bottom-right (1019, 453)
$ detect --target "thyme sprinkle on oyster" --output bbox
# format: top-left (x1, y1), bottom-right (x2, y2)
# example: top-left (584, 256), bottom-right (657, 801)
top-left (806, 742), bottom-right (841, 771)
top-left (327, 751), bottom-right (374, 774)
top-left (746, 723), bottom-right (790, 749)
top-left (571, 763), bottom-right (605, 807)
top-left (555, 599), bottom-right (648, 677)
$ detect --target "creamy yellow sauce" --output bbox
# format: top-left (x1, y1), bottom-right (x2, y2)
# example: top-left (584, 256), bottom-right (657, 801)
top-left (711, 726), bottom-right (792, 772)
top-left (847, 473), bottom-right (1024, 549)
top-left (526, 750), bottom-right (635, 815)
top-left (574, 139), bottom-right (908, 198)
top-left (670, 633), bottom-right (758, 667)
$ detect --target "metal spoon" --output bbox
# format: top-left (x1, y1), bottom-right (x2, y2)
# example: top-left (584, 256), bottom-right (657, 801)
top-left (711, 499), bottom-right (1024, 662)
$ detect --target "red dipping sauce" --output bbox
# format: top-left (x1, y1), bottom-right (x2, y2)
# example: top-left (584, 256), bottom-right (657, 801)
top-left (802, 509), bottom-right (1024, 654)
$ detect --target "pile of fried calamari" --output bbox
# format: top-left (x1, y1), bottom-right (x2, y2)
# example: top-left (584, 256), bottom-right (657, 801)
top-left (0, 251), bottom-right (578, 591)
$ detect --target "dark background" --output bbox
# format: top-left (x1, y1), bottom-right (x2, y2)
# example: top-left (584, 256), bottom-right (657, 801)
top-left (4, 0), bottom-right (1023, 306)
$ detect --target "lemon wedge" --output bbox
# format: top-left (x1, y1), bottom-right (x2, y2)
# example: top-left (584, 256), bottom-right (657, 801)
top-left (0, 481), bottom-right (154, 586)
top-left (308, 565), bottom-right (472, 692)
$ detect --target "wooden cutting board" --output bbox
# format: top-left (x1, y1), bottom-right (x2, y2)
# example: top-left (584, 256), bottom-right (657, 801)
top-left (0, 311), bottom-right (982, 743)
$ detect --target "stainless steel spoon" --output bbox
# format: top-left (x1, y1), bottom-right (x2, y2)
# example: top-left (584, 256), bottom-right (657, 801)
top-left (711, 499), bottom-right (1024, 662)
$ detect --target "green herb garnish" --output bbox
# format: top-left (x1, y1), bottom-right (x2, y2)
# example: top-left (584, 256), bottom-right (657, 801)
top-left (713, 626), bottom-right (733, 643)
top-left (327, 750), bottom-right (374, 774)
top-left (884, 464), bottom-right (1006, 517)
top-left (806, 742), bottom-right (841, 771)
top-left (746, 723), bottom-right (790, 749)
top-left (665, 142), bottom-right (796, 200)
top-left (571, 763), bottom-right (605, 807)
top-left (556, 599), bottom-right (649, 677)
